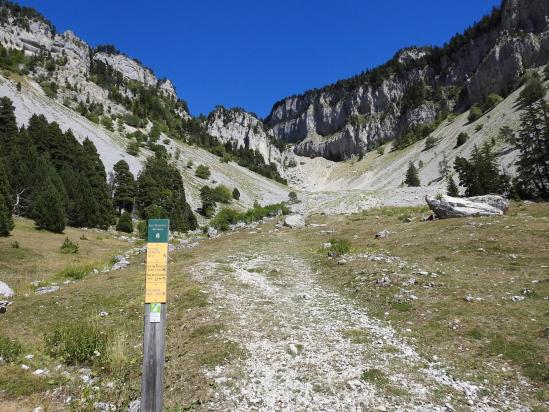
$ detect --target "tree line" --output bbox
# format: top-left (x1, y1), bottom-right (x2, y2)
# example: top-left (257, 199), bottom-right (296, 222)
top-left (0, 97), bottom-right (197, 236)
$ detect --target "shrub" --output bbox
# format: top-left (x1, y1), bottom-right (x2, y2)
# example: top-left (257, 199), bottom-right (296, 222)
top-left (60, 237), bottom-right (79, 254)
top-left (232, 187), bottom-right (240, 200)
top-left (456, 132), bottom-right (469, 147)
top-left (424, 136), bottom-right (437, 150)
top-left (481, 93), bottom-right (503, 112)
top-left (468, 104), bottom-right (483, 123)
top-left (116, 212), bottom-right (133, 233)
top-left (377, 146), bottom-right (385, 156)
top-left (126, 141), bottom-right (140, 156)
top-left (475, 124), bottom-right (483, 132)
top-left (10, 241), bottom-right (19, 248)
top-left (288, 191), bottom-right (298, 204)
top-left (286, 159), bottom-right (297, 168)
top-left (58, 265), bottom-right (92, 280)
top-left (186, 159), bottom-right (194, 169)
top-left (45, 323), bottom-right (107, 365)
top-left (327, 238), bottom-right (351, 256)
top-left (0, 335), bottom-right (22, 362)
top-left (195, 164), bottom-right (211, 179)
top-left (211, 203), bottom-right (290, 231)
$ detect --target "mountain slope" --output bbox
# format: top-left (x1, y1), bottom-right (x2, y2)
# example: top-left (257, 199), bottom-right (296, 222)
top-left (265, 0), bottom-right (549, 161)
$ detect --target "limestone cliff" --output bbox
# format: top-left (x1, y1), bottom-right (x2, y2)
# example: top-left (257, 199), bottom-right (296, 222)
top-left (265, 0), bottom-right (549, 160)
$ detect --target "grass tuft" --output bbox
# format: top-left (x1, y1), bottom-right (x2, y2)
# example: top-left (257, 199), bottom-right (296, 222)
top-left (45, 322), bottom-right (108, 365)
top-left (0, 335), bottom-right (22, 362)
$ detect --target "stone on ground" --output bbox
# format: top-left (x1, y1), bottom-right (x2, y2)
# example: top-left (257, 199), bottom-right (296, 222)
top-left (425, 195), bottom-right (509, 219)
top-left (284, 214), bottom-right (305, 229)
top-left (0, 281), bottom-right (14, 298)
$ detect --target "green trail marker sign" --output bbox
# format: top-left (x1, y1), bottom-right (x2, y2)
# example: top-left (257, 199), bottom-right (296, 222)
top-left (141, 219), bottom-right (169, 412)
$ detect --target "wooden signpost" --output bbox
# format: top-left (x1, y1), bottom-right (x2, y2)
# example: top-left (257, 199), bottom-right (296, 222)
top-left (141, 219), bottom-right (169, 412)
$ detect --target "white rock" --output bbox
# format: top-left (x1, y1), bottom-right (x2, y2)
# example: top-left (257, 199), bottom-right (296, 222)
top-left (284, 214), bottom-right (305, 229)
top-left (426, 195), bottom-right (509, 219)
top-left (0, 281), bottom-right (14, 298)
top-left (36, 285), bottom-right (60, 294)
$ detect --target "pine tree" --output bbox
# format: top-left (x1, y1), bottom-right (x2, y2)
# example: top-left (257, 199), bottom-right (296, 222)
top-left (33, 181), bottom-right (66, 233)
top-left (0, 194), bottom-right (11, 237)
top-left (404, 162), bottom-right (420, 187)
top-left (112, 160), bottom-right (136, 214)
top-left (454, 143), bottom-right (508, 196)
top-left (116, 211), bottom-right (133, 233)
top-left (0, 158), bottom-right (13, 233)
top-left (446, 176), bottom-right (459, 197)
top-left (513, 79), bottom-right (549, 199)
top-left (136, 157), bottom-right (197, 232)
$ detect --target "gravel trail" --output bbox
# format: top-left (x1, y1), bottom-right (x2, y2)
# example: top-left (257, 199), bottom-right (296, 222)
top-left (191, 244), bottom-right (526, 411)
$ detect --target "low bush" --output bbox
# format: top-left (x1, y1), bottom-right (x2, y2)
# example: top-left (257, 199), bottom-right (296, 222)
top-left (456, 132), bottom-right (469, 147)
top-left (210, 203), bottom-right (290, 231)
top-left (60, 237), bottom-right (79, 254)
top-left (195, 164), bottom-right (211, 179)
top-left (45, 322), bottom-right (107, 365)
top-left (0, 335), bottom-right (22, 362)
top-left (468, 104), bottom-right (483, 123)
top-left (327, 238), bottom-right (351, 256)
top-left (58, 264), bottom-right (93, 281)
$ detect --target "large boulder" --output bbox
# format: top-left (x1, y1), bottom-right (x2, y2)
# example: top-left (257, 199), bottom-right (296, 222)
top-left (425, 195), bottom-right (509, 219)
top-left (284, 214), bottom-right (305, 229)
top-left (0, 281), bottom-right (14, 298)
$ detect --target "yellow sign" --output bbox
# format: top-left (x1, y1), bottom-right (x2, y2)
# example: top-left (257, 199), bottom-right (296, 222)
top-left (145, 242), bottom-right (168, 303)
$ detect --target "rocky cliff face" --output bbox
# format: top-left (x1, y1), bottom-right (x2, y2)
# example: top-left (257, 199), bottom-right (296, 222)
top-left (265, 0), bottom-right (549, 160)
top-left (0, 8), bottom-right (183, 115)
top-left (206, 107), bottom-right (283, 169)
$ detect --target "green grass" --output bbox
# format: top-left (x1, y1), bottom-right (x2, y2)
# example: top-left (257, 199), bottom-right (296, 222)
top-left (0, 365), bottom-right (59, 397)
top-left (57, 264), bottom-right (95, 280)
top-left (487, 334), bottom-right (548, 383)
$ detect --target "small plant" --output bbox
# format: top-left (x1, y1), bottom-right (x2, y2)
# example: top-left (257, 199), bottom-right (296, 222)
top-left (475, 124), bottom-right (484, 132)
top-left (195, 164), bottom-right (211, 179)
top-left (80, 234), bottom-right (88, 240)
top-left (435, 192), bottom-right (444, 200)
top-left (0, 335), bottom-right (22, 362)
top-left (60, 237), bottom-right (79, 254)
top-left (10, 241), bottom-right (19, 249)
top-left (45, 322), bottom-right (107, 365)
top-left (186, 159), bottom-right (194, 169)
top-left (377, 146), bottom-right (385, 156)
top-left (327, 238), bottom-right (351, 256)
top-left (468, 104), bottom-right (483, 123)
top-left (361, 368), bottom-right (389, 385)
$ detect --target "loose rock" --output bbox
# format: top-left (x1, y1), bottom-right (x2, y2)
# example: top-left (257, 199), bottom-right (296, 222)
top-left (284, 214), bottom-right (305, 229)
top-left (0, 281), bottom-right (14, 298)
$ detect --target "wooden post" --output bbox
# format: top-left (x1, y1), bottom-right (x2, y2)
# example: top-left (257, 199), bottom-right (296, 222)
top-left (141, 302), bottom-right (167, 411)
top-left (141, 219), bottom-right (169, 412)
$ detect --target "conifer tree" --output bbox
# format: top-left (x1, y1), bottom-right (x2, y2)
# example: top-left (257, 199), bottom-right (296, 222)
top-left (447, 176), bottom-right (459, 197)
top-left (404, 162), bottom-right (420, 187)
top-left (136, 157), bottom-right (197, 232)
top-left (112, 160), bottom-right (136, 214)
top-left (0, 194), bottom-right (11, 237)
top-left (33, 181), bottom-right (66, 233)
top-left (513, 80), bottom-right (549, 199)
top-left (116, 211), bottom-right (133, 233)
top-left (454, 143), bottom-right (508, 196)
top-left (0, 159), bottom-right (13, 234)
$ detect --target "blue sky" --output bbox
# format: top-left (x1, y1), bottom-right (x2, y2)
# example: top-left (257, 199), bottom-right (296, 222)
top-left (17, 0), bottom-right (501, 117)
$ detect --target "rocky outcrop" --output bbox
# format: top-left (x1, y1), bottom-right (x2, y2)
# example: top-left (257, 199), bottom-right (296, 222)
top-left (206, 107), bottom-right (283, 169)
top-left (284, 214), bottom-right (305, 228)
top-left (425, 195), bottom-right (509, 219)
top-left (266, 0), bottom-right (549, 160)
top-left (0, 8), bottom-right (185, 116)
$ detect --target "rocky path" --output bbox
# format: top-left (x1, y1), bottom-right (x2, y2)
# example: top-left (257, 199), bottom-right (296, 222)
top-left (190, 235), bottom-right (525, 411)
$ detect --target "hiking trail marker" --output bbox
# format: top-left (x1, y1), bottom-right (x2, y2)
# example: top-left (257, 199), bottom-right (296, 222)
top-left (141, 219), bottom-right (169, 412)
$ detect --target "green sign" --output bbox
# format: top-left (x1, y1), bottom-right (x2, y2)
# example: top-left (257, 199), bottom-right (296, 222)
top-left (147, 219), bottom-right (169, 243)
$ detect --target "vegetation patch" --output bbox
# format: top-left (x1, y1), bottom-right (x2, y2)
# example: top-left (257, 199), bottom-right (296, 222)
top-left (361, 368), bottom-right (390, 386)
top-left (45, 322), bottom-right (108, 365)
top-left (326, 238), bottom-right (351, 256)
top-left (57, 264), bottom-right (94, 281)
top-left (210, 203), bottom-right (290, 231)
top-left (0, 335), bottom-right (22, 362)
top-left (60, 237), bottom-right (79, 254)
